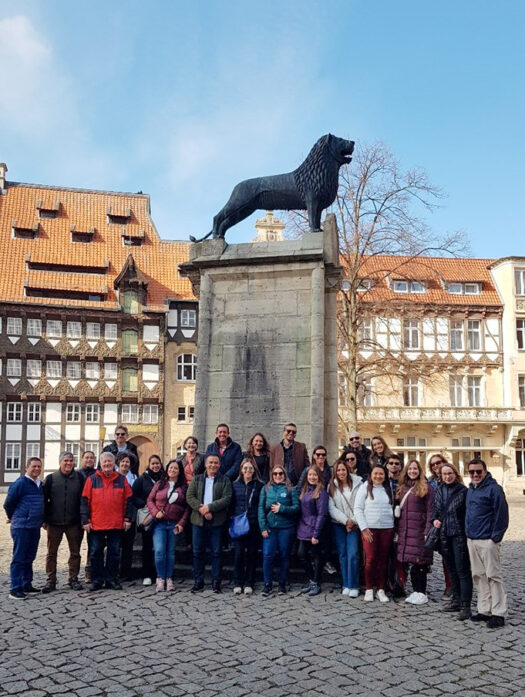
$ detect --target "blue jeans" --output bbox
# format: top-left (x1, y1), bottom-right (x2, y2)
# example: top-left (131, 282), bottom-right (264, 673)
top-left (153, 520), bottom-right (177, 579)
top-left (192, 523), bottom-right (223, 586)
top-left (333, 524), bottom-right (359, 590)
top-left (262, 526), bottom-right (295, 588)
top-left (90, 530), bottom-right (121, 585)
top-left (10, 527), bottom-right (40, 592)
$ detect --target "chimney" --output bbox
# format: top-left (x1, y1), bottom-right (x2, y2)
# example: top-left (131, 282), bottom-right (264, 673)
top-left (0, 163), bottom-right (7, 192)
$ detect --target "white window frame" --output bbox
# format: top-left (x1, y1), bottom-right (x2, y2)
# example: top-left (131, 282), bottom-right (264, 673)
top-left (65, 442), bottom-right (81, 465)
top-left (26, 443), bottom-right (41, 460)
top-left (467, 320), bottom-right (481, 351)
top-left (177, 354), bottom-right (197, 381)
top-left (104, 363), bottom-right (118, 380)
top-left (188, 406), bottom-right (195, 423)
top-left (393, 280), bottom-right (409, 293)
top-left (465, 283), bottom-right (481, 295)
top-left (66, 404), bottom-right (81, 423)
top-left (66, 362), bottom-right (82, 379)
top-left (410, 281), bottom-right (425, 293)
top-left (27, 403), bottom-right (41, 422)
top-left (7, 317), bottom-right (22, 335)
top-left (447, 283), bottom-right (463, 295)
top-left (27, 359), bottom-right (42, 378)
top-left (180, 309), bottom-right (197, 328)
top-left (121, 404), bottom-right (139, 423)
top-left (7, 403), bottom-right (23, 422)
top-left (449, 375), bottom-right (463, 407)
top-left (85, 404), bottom-right (100, 423)
top-left (403, 378), bottom-right (420, 407)
top-left (84, 442), bottom-right (100, 458)
top-left (177, 406), bottom-right (186, 422)
top-left (142, 405), bottom-right (158, 424)
top-left (7, 359), bottom-right (22, 377)
top-left (359, 318), bottom-right (373, 343)
top-left (356, 279), bottom-right (372, 292)
top-left (86, 322), bottom-right (101, 340)
top-left (67, 321), bottom-right (82, 339)
top-left (46, 360), bottom-right (62, 378)
top-left (5, 443), bottom-right (22, 470)
top-left (27, 319), bottom-right (42, 337)
top-left (519, 376), bottom-right (525, 408)
top-left (515, 269), bottom-right (525, 296)
top-left (403, 319), bottom-right (420, 350)
top-left (450, 320), bottom-right (464, 351)
top-left (46, 320), bottom-right (62, 338)
top-left (467, 376), bottom-right (482, 407)
top-left (517, 320), bottom-right (525, 350)
top-left (86, 362), bottom-right (100, 380)
top-left (105, 324), bottom-right (118, 340)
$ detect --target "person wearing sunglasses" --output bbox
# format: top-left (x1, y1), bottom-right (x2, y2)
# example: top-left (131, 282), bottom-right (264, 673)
top-left (230, 459), bottom-right (263, 595)
top-left (343, 432), bottom-right (371, 479)
top-left (102, 425), bottom-right (139, 475)
top-left (258, 466), bottom-right (299, 596)
top-left (465, 458), bottom-right (509, 629)
top-left (427, 454), bottom-right (444, 491)
top-left (270, 423), bottom-right (310, 487)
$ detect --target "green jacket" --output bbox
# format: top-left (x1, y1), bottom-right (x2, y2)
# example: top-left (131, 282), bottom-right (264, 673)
top-left (186, 473), bottom-right (232, 527)
top-left (258, 482), bottom-right (299, 531)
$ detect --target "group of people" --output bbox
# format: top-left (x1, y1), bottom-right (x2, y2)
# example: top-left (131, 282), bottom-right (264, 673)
top-left (3, 424), bottom-right (510, 628)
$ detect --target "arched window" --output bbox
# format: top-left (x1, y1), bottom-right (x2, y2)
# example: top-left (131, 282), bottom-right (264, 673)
top-left (122, 368), bottom-right (138, 391)
top-left (177, 354), bottom-right (196, 381)
top-left (122, 329), bottom-right (138, 354)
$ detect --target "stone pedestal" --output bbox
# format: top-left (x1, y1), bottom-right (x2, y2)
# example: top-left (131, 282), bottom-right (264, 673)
top-left (179, 215), bottom-right (342, 459)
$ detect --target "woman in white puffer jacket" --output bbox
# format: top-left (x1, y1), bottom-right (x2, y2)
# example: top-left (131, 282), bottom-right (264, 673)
top-left (328, 459), bottom-right (363, 598)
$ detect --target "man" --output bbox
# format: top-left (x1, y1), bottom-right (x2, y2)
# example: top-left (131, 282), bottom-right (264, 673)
top-left (270, 423), bottom-right (310, 486)
top-left (465, 458), bottom-right (509, 628)
top-left (4, 457), bottom-right (45, 599)
top-left (186, 454), bottom-right (232, 593)
top-left (385, 453), bottom-right (405, 598)
top-left (343, 431), bottom-right (371, 479)
top-left (42, 452), bottom-right (84, 593)
top-left (102, 426), bottom-right (139, 475)
top-left (205, 423), bottom-right (242, 480)
top-left (386, 454), bottom-right (403, 497)
top-left (80, 452), bottom-right (133, 591)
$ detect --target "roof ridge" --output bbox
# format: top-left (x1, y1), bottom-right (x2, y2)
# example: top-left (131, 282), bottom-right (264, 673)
top-left (6, 181), bottom-right (150, 199)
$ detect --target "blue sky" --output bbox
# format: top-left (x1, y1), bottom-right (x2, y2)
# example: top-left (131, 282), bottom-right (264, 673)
top-left (0, 1), bottom-right (523, 255)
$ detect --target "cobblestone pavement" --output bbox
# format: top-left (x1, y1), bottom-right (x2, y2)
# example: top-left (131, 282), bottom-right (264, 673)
top-left (0, 496), bottom-right (523, 697)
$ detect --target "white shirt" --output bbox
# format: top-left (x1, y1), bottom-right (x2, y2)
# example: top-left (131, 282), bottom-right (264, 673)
top-left (203, 476), bottom-right (215, 506)
top-left (354, 484), bottom-right (394, 530)
top-left (25, 474), bottom-right (42, 488)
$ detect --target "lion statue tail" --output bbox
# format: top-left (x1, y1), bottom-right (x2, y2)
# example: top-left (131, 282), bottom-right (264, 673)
top-left (189, 230), bottom-right (214, 243)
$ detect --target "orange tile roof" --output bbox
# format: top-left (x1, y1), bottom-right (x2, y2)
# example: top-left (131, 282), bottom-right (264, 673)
top-left (0, 181), bottom-right (194, 311)
top-left (25, 270), bottom-right (109, 294)
top-left (355, 255), bottom-right (501, 306)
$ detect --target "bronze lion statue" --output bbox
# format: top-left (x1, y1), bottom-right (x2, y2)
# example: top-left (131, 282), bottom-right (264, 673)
top-left (190, 134), bottom-right (354, 242)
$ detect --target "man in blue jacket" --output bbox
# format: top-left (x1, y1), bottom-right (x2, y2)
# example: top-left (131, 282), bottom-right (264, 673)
top-left (205, 423), bottom-right (242, 480)
top-left (465, 458), bottom-right (509, 628)
top-left (3, 457), bottom-right (45, 599)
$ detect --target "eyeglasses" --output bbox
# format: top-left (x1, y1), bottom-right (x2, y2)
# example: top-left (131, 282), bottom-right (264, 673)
top-left (388, 461), bottom-right (401, 467)
top-left (468, 468), bottom-right (483, 475)
top-left (116, 432), bottom-right (126, 436)
top-left (345, 457), bottom-right (356, 462)
top-left (243, 466), bottom-right (254, 471)
top-left (315, 453), bottom-right (327, 458)
top-left (285, 429), bottom-right (297, 435)
top-left (273, 471), bottom-right (285, 477)
top-left (349, 437), bottom-right (360, 441)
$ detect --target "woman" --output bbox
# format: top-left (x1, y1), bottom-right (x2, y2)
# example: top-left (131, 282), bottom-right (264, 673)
top-left (132, 454), bottom-right (164, 586)
top-left (258, 466), bottom-right (299, 597)
top-left (427, 453), bottom-right (453, 597)
top-left (354, 465), bottom-right (394, 602)
top-left (396, 460), bottom-right (435, 605)
top-left (298, 446), bottom-right (332, 489)
top-left (230, 459), bottom-right (263, 595)
top-left (116, 452), bottom-right (137, 581)
top-left (147, 459), bottom-right (189, 592)
top-left (178, 436), bottom-right (204, 485)
top-left (297, 466), bottom-right (329, 596)
top-left (369, 436), bottom-right (393, 470)
top-left (343, 452), bottom-right (358, 475)
top-left (328, 460), bottom-right (363, 597)
top-left (431, 462), bottom-right (472, 620)
top-left (244, 433), bottom-right (271, 483)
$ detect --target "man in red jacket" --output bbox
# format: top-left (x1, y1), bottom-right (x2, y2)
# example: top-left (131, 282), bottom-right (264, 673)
top-left (81, 452), bottom-right (133, 591)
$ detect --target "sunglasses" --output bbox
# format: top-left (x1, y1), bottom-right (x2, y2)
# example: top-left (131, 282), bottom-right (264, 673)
top-left (273, 471), bottom-right (285, 477)
top-left (468, 468), bottom-right (483, 475)
top-left (349, 437), bottom-right (360, 441)
top-left (388, 461), bottom-right (401, 466)
top-left (116, 432), bottom-right (126, 436)
top-left (345, 457), bottom-right (356, 462)
top-left (285, 429), bottom-right (297, 435)
top-left (315, 453), bottom-right (327, 458)
top-left (243, 465), bottom-right (254, 471)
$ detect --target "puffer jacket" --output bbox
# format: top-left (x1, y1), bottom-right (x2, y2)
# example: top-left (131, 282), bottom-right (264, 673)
top-left (431, 481), bottom-right (467, 537)
top-left (80, 470), bottom-right (133, 530)
top-left (328, 475), bottom-right (363, 526)
top-left (396, 480), bottom-right (434, 565)
top-left (4, 476), bottom-right (44, 529)
top-left (297, 487), bottom-right (328, 540)
top-left (205, 437), bottom-right (243, 480)
top-left (147, 481), bottom-right (189, 527)
top-left (231, 479), bottom-right (263, 525)
top-left (465, 472), bottom-right (509, 543)
top-left (258, 483), bottom-right (299, 531)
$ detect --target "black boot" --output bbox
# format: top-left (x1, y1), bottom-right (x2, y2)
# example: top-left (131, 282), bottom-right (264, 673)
top-left (443, 596), bottom-right (460, 612)
top-left (457, 602), bottom-right (471, 621)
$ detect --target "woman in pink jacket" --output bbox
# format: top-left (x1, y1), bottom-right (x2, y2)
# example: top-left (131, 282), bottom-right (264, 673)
top-left (147, 460), bottom-right (189, 592)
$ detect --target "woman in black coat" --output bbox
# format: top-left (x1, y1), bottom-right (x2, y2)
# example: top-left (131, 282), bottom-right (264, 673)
top-left (431, 462), bottom-right (472, 620)
top-left (132, 454), bottom-right (164, 585)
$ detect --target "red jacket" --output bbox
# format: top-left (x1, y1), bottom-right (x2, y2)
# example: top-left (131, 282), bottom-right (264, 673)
top-left (81, 470), bottom-right (133, 531)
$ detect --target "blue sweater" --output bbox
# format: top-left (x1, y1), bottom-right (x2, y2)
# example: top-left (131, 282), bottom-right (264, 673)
top-left (465, 472), bottom-right (509, 543)
top-left (4, 476), bottom-right (44, 529)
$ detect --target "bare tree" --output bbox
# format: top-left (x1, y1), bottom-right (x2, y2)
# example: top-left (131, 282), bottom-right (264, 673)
top-left (286, 141), bottom-right (469, 440)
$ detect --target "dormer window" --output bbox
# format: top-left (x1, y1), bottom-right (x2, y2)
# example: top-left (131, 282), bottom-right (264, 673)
top-left (123, 290), bottom-right (139, 314)
top-left (12, 220), bottom-right (39, 239)
top-left (465, 283), bottom-right (481, 295)
top-left (107, 205), bottom-right (131, 225)
top-left (357, 279), bottom-right (373, 292)
top-left (393, 280), bottom-right (409, 293)
top-left (122, 229), bottom-right (145, 247)
top-left (36, 199), bottom-right (60, 219)
top-left (447, 283), bottom-right (462, 294)
top-left (410, 281), bottom-right (425, 293)
top-left (393, 280), bottom-right (426, 293)
top-left (71, 225), bottom-right (95, 243)
top-left (446, 282), bottom-right (481, 295)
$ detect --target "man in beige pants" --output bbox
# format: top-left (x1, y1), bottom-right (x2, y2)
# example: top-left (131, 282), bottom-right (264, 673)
top-left (465, 458), bottom-right (509, 629)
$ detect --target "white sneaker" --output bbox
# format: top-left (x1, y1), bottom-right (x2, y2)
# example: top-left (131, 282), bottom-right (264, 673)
top-left (364, 589), bottom-right (374, 602)
top-left (348, 589), bottom-right (359, 598)
top-left (244, 586), bottom-right (253, 595)
top-left (377, 589), bottom-right (389, 603)
top-left (411, 592), bottom-right (428, 605)
top-left (342, 587), bottom-right (350, 596)
top-left (405, 592), bottom-right (417, 604)
top-left (143, 577), bottom-right (152, 586)
top-left (233, 586), bottom-right (242, 595)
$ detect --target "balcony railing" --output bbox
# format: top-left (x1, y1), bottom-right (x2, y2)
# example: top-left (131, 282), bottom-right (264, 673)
top-left (355, 406), bottom-right (514, 422)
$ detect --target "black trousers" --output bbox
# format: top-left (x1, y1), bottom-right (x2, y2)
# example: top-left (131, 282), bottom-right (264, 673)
top-left (298, 540), bottom-right (322, 584)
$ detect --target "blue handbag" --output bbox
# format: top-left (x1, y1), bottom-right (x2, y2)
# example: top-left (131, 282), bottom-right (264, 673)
top-left (229, 486), bottom-right (254, 538)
